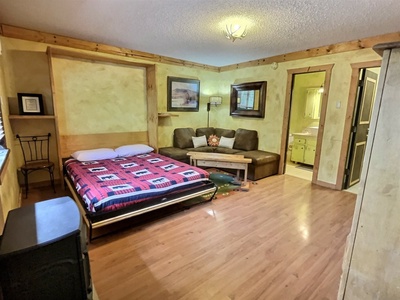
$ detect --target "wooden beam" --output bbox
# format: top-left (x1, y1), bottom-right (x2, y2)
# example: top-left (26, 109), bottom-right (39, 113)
top-left (220, 32), bottom-right (400, 72)
top-left (2, 23), bottom-right (400, 72)
top-left (0, 24), bottom-right (220, 72)
top-left (48, 47), bottom-right (153, 68)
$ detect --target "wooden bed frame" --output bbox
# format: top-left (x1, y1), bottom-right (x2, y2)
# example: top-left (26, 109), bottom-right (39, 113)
top-left (60, 132), bottom-right (217, 240)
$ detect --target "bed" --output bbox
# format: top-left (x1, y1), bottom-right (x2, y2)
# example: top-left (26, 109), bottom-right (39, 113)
top-left (60, 134), bottom-right (217, 240)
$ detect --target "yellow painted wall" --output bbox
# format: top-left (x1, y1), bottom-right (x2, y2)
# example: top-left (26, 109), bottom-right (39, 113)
top-left (0, 39), bottom-right (23, 232)
top-left (51, 57), bottom-right (147, 135)
top-left (0, 35), bottom-right (383, 230)
top-left (290, 72), bottom-right (325, 134)
top-left (214, 50), bottom-right (381, 184)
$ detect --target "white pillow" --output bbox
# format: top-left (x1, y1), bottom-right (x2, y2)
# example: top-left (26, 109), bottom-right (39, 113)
top-left (71, 148), bottom-right (118, 161)
top-left (115, 144), bottom-right (154, 157)
top-left (219, 136), bottom-right (235, 149)
top-left (192, 135), bottom-right (207, 148)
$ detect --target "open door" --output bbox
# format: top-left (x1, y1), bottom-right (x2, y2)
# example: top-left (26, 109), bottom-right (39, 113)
top-left (344, 69), bottom-right (378, 188)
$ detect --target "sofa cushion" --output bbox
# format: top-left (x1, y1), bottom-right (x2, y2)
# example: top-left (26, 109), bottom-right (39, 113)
top-left (239, 150), bottom-right (280, 166)
top-left (219, 136), bottom-right (235, 149)
top-left (196, 127), bottom-right (215, 139)
top-left (186, 146), bottom-right (215, 153)
top-left (234, 128), bottom-right (258, 151)
top-left (192, 135), bottom-right (207, 148)
top-left (158, 147), bottom-right (189, 162)
top-left (215, 128), bottom-right (235, 138)
top-left (173, 128), bottom-right (195, 149)
top-left (215, 147), bottom-right (242, 155)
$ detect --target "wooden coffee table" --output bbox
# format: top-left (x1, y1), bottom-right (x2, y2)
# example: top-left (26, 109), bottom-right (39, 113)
top-left (187, 152), bottom-right (252, 190)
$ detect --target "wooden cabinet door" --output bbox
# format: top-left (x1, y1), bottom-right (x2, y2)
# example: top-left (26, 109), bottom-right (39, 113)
top-left (291, 144), bottom-right (305, 163)
top-left (304, 145), bottom-right (316, 165)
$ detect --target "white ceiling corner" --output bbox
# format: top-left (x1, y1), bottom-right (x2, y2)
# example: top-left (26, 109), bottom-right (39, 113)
top-left (0, 0), bottom-right (399, 67)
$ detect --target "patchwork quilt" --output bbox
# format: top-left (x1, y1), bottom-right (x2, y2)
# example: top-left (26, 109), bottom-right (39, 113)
top-left (65, 152), bottom-right (209, 213)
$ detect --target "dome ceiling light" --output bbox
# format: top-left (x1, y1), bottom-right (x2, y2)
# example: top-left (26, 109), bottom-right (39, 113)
top-left (224, 24), bottom-right (247, 42)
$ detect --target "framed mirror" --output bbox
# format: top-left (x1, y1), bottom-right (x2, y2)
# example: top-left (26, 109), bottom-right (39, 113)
top-left (230, 81), bottom-right (267, 118)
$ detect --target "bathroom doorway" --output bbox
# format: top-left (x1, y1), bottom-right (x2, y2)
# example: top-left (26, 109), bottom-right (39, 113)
top-left (279, 64), bottom-right (333, 185)
top-left (285, 72), bottom-right (326, 181)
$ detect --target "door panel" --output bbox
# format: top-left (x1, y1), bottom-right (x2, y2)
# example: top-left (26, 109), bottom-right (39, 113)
top-left (344, 69), bottom-right (378, 188)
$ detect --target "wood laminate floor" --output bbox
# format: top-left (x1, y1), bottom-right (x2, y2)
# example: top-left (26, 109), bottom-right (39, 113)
top-left (24, 174), bottom-right (356, 300)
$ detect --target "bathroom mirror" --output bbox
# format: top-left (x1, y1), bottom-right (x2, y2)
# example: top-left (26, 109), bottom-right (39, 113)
top-left (230, 81), bottom-right (267, 118)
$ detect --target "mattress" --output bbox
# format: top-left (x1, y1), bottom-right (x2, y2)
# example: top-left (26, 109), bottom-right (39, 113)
top-left (64, 152), bottom-right (210, 213)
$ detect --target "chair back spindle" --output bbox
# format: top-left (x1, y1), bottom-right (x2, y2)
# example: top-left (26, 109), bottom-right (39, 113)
top-left (15, 133), bottom-right (55, 197)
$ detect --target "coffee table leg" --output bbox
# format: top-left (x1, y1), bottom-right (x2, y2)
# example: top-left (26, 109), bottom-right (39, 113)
top-left (241, 164), bottom-right (250, 191)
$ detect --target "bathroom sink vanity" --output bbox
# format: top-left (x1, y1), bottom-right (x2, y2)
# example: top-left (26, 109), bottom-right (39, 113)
top-left (291, 133), bottom-right (317, 165)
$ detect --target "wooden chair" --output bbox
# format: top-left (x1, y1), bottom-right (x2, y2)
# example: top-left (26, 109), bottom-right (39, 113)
top-left (16, 133), bottom-right (56, 198)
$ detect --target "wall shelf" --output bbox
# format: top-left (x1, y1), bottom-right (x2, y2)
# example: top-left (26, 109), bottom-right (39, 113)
top-left (9, 115), bottom-right (55, 120)
top-left (158, 113), bottom-right (179, 118)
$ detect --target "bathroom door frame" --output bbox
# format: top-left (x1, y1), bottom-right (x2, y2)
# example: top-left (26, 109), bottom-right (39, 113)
top-left (335, 60), bottom-right (381, 189)
top-left (279, 64), bottom-right (333, 186)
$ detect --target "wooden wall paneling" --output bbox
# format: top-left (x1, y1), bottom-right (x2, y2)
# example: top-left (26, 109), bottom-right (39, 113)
top-left (146, 65), bottom-right (158, 151)
top-left (313, 64), bottom-right (333, 186)
top-left (46, 47), bottom-right (63, 181)
top-left (59, 132), bottom-right (149, 158)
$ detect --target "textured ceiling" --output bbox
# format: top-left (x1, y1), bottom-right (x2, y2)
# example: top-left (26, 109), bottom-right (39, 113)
top-left (0, 0), bottom-right (399, 67)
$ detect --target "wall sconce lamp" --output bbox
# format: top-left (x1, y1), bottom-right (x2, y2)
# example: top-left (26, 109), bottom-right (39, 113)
top-left (207, 96), bottom-right (223, 127)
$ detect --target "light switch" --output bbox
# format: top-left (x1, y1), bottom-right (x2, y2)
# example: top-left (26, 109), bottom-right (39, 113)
top-left (336, 101), bottom-right (341, 109)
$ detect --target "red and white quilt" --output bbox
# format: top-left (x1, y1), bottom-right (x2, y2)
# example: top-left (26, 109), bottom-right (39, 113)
top-left (64, 152), bottom-right (209, 213)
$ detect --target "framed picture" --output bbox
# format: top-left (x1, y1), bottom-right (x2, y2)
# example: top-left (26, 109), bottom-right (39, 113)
top-left (167, 77), bottom-right (200, 112)
top-left (17, 93), bottom-right (44, 115)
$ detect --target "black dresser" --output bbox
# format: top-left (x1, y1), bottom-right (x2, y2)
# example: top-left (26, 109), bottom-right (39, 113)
top-left (0, 197), bottom-right (92, 300)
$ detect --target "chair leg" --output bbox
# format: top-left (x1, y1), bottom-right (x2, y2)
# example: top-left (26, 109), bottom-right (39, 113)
top-left (49, 167), bottom-right (56, 193)
top-left (23, 171), bottom-right (29, 199)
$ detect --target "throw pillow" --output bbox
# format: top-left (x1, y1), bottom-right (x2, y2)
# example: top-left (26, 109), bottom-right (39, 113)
top-left (219, 136), bottom-right (235, 149)
top-left (71, 148), bottom-right (118, 161)
top-left (208, 134), bottom-right (220, 147)
top-left (115, 144), bottom-right (154, 157)
top-left (192, 135), bottom-right (207, 148)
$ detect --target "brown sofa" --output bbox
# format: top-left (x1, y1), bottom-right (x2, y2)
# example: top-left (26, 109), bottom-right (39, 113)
top-left (158, 127), bottom-right (280, 180)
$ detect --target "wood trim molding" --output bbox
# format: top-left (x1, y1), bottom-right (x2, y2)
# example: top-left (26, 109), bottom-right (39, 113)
top-left (1, 24), bottom-right (399, 73)
top-left (48, 47), bottom-right (153, 68)
top-left (220, 32), bottom-right (400, 72)
top-left (279, 64), bottom-right (334, 188)
top-left (0, 24), bottom-right (220, 72)
top-left (335, 60), bottom-right (381, 190)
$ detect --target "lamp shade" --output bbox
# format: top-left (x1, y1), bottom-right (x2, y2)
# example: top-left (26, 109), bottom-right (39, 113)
top-left (209, 96), bottom-right (222, 105)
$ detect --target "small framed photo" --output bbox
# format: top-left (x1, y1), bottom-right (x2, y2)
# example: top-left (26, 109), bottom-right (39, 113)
top-left (17, 93), bottom-right (44, 115)
top-left (167, 77), bottom-right (200, 112)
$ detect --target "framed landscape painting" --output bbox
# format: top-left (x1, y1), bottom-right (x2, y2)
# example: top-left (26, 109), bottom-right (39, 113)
top-left (167, 77), bottom-right (200, 112)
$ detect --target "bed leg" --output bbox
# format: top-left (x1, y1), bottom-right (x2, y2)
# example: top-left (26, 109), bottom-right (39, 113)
top-left (209, 184), bottom-right (218, 201)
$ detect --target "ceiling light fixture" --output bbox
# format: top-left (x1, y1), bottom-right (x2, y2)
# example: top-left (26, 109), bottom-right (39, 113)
top-left (225, 24), bottom-right (247, 42)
